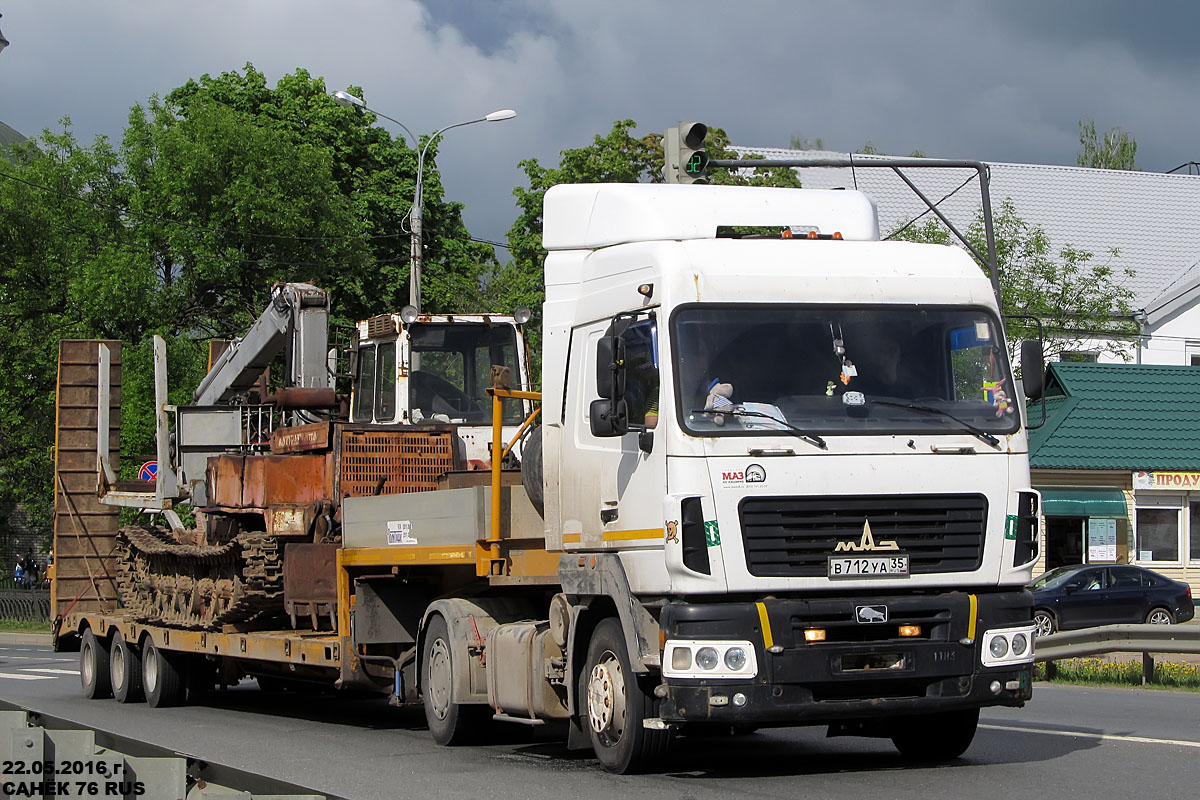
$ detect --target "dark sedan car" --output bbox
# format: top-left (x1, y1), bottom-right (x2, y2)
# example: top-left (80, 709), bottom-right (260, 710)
top-left (1029, 564), bottom-right (1195, 637)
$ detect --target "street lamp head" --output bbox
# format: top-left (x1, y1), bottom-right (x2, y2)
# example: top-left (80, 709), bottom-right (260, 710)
top-left (485, 109), bottom-right (517, 122)
top-left (332, 90), bottom-right (365, 109)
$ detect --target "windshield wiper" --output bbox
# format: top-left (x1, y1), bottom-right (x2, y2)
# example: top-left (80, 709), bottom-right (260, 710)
top-left (691, 408), bottom-right (828, 450)
top-left (871, 401), bottom-right (1001, 449)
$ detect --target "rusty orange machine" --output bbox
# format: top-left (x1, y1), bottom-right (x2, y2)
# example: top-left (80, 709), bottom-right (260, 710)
top-left (54, 287), bottom-right (553, 711)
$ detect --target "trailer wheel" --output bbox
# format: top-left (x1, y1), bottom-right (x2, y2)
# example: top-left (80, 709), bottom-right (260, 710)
top-left (80, 629), bottom-right (112, 700)
top-left (581, 618), bottom-right (671, 774)
top-left (889, 708), bottom-right (979, 761)
top-left (109, 631), bottom-right (144, 703)
top-left (422, 614), bottom-right (486, 745)
top-left (142, 637), bottom-right (186, 708)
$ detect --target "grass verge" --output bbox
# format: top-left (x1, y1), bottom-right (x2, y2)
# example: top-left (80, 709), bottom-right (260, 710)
top-left (1035, 658), bottom-right (1200, 691)
top-left (0, 618), bottom-right (51, 633)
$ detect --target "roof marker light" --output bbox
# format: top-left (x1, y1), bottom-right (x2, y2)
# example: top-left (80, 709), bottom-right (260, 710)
top-left (833, 231), bottom-right (844, 240)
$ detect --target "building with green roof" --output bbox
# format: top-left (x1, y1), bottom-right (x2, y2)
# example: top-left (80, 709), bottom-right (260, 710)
top-left (1029, 361), bottom-right (1200, 593)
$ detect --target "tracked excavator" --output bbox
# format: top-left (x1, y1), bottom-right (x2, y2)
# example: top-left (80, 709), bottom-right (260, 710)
top-left (98, 282), bottom-right (534, 631)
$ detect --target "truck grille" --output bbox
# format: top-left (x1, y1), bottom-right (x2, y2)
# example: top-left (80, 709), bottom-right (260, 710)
top-left (739, 494), bottom-right (987, 577)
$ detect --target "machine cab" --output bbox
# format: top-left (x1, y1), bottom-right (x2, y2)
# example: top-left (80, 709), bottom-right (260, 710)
top-left (350, 309), bottom-right (533, 461)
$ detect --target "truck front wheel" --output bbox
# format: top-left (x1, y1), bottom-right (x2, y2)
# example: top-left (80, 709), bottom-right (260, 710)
top-left (422, 614), bottom-right (486, 745)
top-left (889, 708), bottom-right (979, 761)
top-left (581, 618), bottom-right (670, 774)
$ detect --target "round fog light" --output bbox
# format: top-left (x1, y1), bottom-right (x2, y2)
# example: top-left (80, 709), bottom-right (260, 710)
top-left (724, 647), bottom-right (747, 671)
top-left (989, 680), bottom-right (1002, 695)
top-left (1011, 633), bottom-right (1029, 657)
top-left (732, 692), bottom-right (747, 707)
top-left (696, 647), bottom-right (719, 670)
top-left (990, 636), bottom-right (1009, 658)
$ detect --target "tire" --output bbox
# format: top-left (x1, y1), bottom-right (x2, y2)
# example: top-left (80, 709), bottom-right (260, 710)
top-left (890, 708), bottom-right (979, 761)
top-left (581, 618), bottom-right (671, 774)
top-left (80, 628), bottom-right (112, 700)
top-left (1032, 609), bottom-right (1057, 638)
top-left (422, 614), bottom-right (487, 745)
top-left (521, 425), bottom-right (544, 517)
top-left (1146, 607), bottom-right (1175, 625)
top-left (142, 637), bottom-right (186, 708)
top-left (109, 631), bottom-right (144, 703)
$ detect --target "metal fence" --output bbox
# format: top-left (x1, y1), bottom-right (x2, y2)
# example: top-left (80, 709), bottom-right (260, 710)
top-left (1035, 624), bottom-right (1200, 684)
top-left (0, 588), bottom-right (50, 621)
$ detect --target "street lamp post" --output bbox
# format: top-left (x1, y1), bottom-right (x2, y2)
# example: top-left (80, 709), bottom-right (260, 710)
top-left (331, 91), bottom-right (515, 311)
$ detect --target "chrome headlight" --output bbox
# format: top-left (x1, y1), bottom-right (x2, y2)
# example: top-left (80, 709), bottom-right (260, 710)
top-left (662, 640), bottom-right (760, 679)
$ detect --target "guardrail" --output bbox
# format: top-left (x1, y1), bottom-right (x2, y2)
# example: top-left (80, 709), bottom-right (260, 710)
top-left (1035, 624), bottom-right (1200, 684)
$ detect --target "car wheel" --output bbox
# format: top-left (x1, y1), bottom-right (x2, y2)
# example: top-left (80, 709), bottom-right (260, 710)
top-left (1032, 609), bottom-right (1056, 637)
top-left (1145, 607), bottom-right (1174, 625)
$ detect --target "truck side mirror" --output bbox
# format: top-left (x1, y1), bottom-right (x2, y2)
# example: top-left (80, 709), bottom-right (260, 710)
top-left (1020, 340), bottom-right (1044, 400)
top-left (590, 398), bottom-right (629, 437)
top-left (596, 335), bottom-right (626, 400)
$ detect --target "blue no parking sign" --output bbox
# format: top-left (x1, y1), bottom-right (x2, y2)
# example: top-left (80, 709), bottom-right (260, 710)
top-left (138, 461), bottom-right (158, 482)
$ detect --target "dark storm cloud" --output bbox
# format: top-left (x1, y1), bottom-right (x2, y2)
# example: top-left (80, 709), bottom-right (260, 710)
top-left (982, 0), bottom-right (1200, 68)
top-left (2, 1), bottom-right (1199, 247)
top-left (416, 0), bottom-right (563, 57)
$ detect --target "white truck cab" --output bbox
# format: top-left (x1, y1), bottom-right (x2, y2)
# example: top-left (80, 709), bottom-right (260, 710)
top-left (542, 183), bottom-right (1039, 765)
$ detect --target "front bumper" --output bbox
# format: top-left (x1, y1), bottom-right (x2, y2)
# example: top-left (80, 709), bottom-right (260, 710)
top-left (658, 590), bottom-right (1034, 725)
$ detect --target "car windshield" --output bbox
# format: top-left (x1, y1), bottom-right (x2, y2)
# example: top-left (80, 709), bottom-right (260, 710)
top-left (1029, 567), bottom-right (1079, 590)
top-left (672, 305), bottom-right (1018, 437)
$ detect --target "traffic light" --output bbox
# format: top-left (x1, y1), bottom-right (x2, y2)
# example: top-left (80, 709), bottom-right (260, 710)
top-left (663, 121), bottom-right (709, 184)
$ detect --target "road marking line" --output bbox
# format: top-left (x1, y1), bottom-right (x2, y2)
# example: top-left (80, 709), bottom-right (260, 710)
top-left (981, 723), bottom-right (1200, 749)
top-left (0, 672), bottom-right (55, 681)
top-left (21, 668), bottom-right (79, 675)
top-left (1, 655), bottom-right (74, 661)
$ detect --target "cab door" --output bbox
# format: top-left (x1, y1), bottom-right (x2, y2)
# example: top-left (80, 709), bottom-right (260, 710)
top-left (560, 313), bottom-right (665, 554)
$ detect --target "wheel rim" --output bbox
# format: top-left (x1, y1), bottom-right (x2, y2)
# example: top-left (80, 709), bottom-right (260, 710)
top-left (81, 641), bottom-right (94, 687)
top-left (144, 646), bottom-right (158, 693)
top-left (427, 637), bottom-right (452, 721)
top-left (587, 650), bottom-right (626, 747)
top-left (1033, 613), bottom-right (1053, 637)
top-left (111, 643), bottom-right (124, 689)
top-left (1148, 610), bottom-right (1171, 625)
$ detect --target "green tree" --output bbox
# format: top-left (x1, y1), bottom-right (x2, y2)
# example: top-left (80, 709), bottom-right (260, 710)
top-left (891, 199), bottom-right (1139, 361)
top-left (0, 64), bottom-right (497, 545)
top-left (1077, 120), bottom-right (1138, 171)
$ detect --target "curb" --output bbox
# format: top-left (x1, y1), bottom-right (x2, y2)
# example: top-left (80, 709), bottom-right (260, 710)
top-left (0, 632), bottom-right (53, 646)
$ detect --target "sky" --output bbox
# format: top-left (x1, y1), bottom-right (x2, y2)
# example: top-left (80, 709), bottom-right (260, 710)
top-left (2, 1), bottom-right (1200, 253)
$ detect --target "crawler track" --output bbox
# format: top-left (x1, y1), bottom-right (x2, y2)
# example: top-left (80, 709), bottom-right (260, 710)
top-left (115, 525), bottom-right (285, 630)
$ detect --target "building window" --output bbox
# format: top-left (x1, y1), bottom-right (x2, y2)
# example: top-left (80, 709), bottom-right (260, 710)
top-left (1060, 350), bottom-right (1100, 363)
top-left (1191, 502), bottom-right (1200, 564)
top-left (1135, 506), bottom-right (1180, 563)
top-left (1186, 342), bottom-right (1200, 366)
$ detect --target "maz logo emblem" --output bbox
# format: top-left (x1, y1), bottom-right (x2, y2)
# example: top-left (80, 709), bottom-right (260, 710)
top-left (856, 605), bottom-right (888, 624)
top-left (834, 519), bottom-right (898, 552)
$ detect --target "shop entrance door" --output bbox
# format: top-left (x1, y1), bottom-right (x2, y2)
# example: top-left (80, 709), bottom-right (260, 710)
top-left (1046, 516), bottom-right (1085, 568)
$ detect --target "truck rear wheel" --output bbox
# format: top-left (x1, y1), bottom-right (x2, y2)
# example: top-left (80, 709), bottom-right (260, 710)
top-left (889, 708), bottom-right (979, 761)
top-left (109, 631), bottom-right (144, 704)
top-left (80, 629), bottom-right (112, 700)
top-left (582, 618), bottom-right (670, 774)
top-left (422, 614), bottom-right (487, 745)
top-left (142, 637), bottom-right (186, 708)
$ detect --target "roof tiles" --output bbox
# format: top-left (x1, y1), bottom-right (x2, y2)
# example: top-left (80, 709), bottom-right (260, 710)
top-left (1027, 362), bottom-right (1200, 470)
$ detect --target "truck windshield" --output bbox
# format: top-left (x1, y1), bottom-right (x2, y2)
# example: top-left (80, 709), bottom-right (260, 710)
top-left (408, 322), bottom-right (522, 424)
top-left (672, 305), bottom-right (1019, 438)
